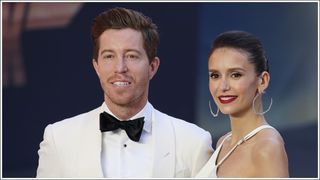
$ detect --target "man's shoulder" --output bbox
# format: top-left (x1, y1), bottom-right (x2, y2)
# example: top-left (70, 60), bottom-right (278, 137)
top-left (50, 105), bottom-right (101, 130)
top-left (154, 108), bottom-right (209, 136)
top-left (154, 108), bottom-right (213, 154)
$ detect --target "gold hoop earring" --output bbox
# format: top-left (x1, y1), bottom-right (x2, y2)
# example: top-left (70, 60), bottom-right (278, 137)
top-left (252, 92), bottom-right (273, 115)
top-left (209, 100), bottom-right (219, 118)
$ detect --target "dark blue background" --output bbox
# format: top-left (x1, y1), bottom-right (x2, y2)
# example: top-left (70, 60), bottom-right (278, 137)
top-left (2, 2), bottom-right (318, 178)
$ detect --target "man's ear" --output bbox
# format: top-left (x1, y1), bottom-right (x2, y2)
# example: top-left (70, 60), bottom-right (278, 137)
top-left (92, 59), bottom-right (100, 77)
top-left (149, 57), bottom-right (160, 80)
top-left (258, 71), bottom-right (270, 93)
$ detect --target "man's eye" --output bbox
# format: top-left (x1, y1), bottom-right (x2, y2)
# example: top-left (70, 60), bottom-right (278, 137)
top-left (127, 54), bottom-right (138, 59)
top-left (103, 55), bottom-right (113, 59)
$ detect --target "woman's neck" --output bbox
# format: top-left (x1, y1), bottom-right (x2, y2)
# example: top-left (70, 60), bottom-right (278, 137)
top-left (228, 110), bottom-right (267, 146)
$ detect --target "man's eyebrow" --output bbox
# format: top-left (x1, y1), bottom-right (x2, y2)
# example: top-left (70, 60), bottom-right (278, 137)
top-left (100, 49), bottom-right (142, 55)
top-left (100, 49), bottom-right (114, 55)
top-left (124, 49), bottom-right (142, 54)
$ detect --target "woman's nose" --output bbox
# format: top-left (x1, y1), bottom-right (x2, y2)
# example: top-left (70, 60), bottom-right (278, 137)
top-left (219, 78), bottom-right (230, 91)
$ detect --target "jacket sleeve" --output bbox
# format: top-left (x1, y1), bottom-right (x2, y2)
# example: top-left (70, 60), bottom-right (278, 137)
top-left (190, 130), bottom-right (214, 177)
top-left (36, 124), bottom-right (61, 177)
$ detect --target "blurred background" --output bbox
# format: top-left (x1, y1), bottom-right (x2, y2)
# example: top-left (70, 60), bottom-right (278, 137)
top-left (1, 2), bottom-right (318, 178)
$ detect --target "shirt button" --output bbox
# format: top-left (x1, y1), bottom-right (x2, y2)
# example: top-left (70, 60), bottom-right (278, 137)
top-left (123, 144), bottom-right (127, 148)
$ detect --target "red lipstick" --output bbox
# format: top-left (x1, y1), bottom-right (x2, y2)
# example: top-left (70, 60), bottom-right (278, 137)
top-left (218, 96), bottom-right (238, 104)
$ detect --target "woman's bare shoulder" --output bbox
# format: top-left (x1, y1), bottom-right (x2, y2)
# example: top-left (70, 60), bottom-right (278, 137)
top-left (251, 128), bottom-right (289, 177)
top-left (216, 132), bottom-right (231, 148)
top-left (253, 127), bottom-right (285, 151)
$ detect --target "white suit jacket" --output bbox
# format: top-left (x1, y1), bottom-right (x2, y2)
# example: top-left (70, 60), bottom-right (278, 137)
top-left (36, 103), bottom-right (213, 178)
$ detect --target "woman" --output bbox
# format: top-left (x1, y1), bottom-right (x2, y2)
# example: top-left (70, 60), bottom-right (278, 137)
top-left (196, 31), bottom-right (289, 178)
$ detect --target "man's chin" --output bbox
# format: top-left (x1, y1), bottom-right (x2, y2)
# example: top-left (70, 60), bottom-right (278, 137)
top-left (109, 97), bottom-right (136, 106)
top-left (105, 93), bottom-right (146, 107)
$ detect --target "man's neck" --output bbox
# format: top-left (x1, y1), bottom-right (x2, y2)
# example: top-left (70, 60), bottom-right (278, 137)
top-left (104, 99), bottom-right (147, 120)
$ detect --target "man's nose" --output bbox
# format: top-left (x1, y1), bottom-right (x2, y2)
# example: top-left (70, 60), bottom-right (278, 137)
top-left (115, 58), bottom-right (128, 73)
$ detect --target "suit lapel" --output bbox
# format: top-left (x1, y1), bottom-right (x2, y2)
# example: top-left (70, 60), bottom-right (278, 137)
top-left (151, 108), bottom-right (175, 177)
top-left (74, 104), bottom-right (176, 178)
top-left (76, 106), bottom-right (104, 178)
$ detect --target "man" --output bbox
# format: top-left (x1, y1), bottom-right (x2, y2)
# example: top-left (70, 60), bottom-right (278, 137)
top-left (36, 7), bottom-right (213, 178)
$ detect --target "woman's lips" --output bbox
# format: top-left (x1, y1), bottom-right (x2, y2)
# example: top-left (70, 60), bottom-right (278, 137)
top-left (218, 96), bottom-right (238, 104)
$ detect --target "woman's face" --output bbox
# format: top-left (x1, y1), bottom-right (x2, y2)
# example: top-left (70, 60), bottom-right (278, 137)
top-left (208, 47), bottom-right (260, 117)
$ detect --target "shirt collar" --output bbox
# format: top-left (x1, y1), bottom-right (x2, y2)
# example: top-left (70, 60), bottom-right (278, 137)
top-left (101, 101), bottom-right (152, 133)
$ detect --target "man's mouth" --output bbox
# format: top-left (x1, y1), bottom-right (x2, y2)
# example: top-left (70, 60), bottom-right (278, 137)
top-left (112, 81), bottom-right (131, 86)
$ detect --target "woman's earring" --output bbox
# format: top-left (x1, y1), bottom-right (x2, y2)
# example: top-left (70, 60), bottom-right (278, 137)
top-left (252, 92), bottom-right (273, 115)
top-left (209, 100), bottom-right (219, 117)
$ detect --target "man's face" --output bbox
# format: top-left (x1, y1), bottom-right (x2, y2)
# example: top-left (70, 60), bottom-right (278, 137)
top-left (93, 28), bottom-right (159, 108)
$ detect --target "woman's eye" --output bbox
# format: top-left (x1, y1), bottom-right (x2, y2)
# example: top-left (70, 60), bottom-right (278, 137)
top-left (210, 73), bottom-right (219, 79)
top-left (231, 73), bottom-right (242, 78)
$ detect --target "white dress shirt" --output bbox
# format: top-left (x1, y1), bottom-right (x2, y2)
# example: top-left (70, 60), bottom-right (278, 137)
top-left (101, 102), bottom-right (153, 178)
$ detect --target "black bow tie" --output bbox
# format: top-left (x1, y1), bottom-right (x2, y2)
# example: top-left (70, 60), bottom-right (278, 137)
top-left (99, 112), bottom-right (145, 142)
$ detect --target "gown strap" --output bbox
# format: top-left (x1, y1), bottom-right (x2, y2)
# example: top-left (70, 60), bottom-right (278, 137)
top-left (216, 125), bottom-right (275, 167)
top-left (242, 125), bottom-right (275, 141)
